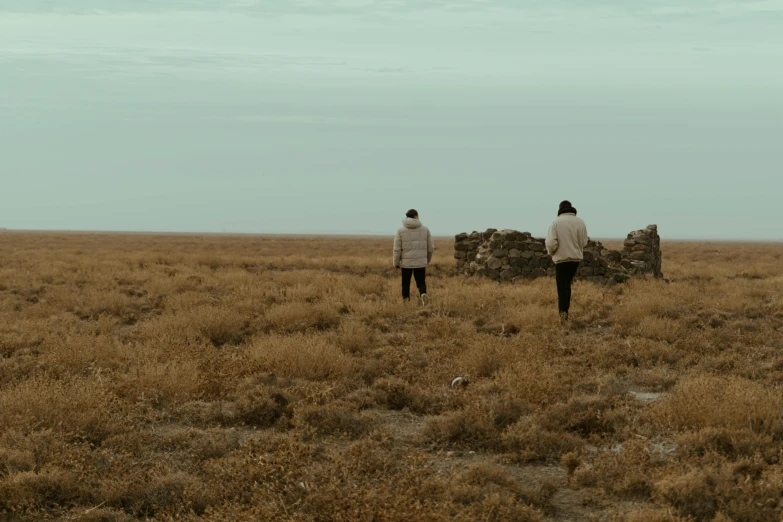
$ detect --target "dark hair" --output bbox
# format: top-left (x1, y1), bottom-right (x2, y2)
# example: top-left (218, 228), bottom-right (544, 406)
top-left (406, 209), bottom-right (418, 218)
top-left (559, 200), bottom-right (572, 210)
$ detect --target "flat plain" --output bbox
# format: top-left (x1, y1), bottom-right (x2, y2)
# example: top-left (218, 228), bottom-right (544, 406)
top-left (1, 232), bottom-right (783, 521)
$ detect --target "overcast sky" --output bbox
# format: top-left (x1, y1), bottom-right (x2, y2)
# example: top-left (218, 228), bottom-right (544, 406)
top-left (1, 1), bottom-right (781, 239)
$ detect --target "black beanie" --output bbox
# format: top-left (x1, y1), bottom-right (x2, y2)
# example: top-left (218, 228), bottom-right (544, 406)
top-left (406, 209), bottom-right (418, 218)
top-left (557, 200), bottom-right (577, 216)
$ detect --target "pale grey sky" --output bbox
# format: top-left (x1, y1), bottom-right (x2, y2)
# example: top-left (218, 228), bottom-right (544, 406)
top-left (1, 1), bottom-right (781, 239)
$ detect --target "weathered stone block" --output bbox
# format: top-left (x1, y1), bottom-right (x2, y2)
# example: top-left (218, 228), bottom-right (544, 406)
top-left (493, 249), bottom-right (508, 258)
top-left (455, 233), bottom-right (468, 241)
top-left (508, 249), bottom-right (521, 258)
top-left (454, 251), bottom-right (467, 259)
top-left (487, 257), bottom-right (503, 270)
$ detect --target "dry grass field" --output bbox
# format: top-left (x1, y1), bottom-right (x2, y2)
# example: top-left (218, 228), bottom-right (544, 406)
top-left (1, 232), bottom-right (783, 521)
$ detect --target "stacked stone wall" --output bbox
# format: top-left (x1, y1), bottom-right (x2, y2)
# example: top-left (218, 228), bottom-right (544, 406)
top-left (620, 225), bottom-right (663, 278)
top-left (455, 225), bottom-right (662, 284)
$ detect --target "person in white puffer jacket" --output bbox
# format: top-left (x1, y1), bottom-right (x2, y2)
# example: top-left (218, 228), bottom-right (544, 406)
top-left (393, 209), bottom-right (434, 304)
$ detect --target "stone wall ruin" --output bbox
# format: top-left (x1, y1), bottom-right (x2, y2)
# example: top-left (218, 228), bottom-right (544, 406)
top-left (621, 225), bottom-right (662, 277)
top-left (454, 225), bottom-right (662, 285)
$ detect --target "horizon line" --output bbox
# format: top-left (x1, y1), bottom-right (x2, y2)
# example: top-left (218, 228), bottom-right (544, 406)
top-left (2, 228), bottom-right (783, 244)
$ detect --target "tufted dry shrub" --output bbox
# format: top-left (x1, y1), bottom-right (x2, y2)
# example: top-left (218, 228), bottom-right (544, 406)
top-left (652, 375), bottom-right (783, 434)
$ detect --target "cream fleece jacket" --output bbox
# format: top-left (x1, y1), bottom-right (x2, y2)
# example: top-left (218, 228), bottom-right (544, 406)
top-left (393, 218), bottom-right (434, 268)
top-left (546, 213), bottom-right (588, 264)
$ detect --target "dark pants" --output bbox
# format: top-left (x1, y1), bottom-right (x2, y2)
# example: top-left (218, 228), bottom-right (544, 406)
top-left (401, 267), bottom-right (427, 300)
top-left (555, 262), bottom-right (580, 313)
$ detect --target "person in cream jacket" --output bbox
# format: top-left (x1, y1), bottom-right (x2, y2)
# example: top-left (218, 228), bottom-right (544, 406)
top-left (393, 209), bottom-right (434, 304)
top-left (546, 200), bottom-right (588, 322)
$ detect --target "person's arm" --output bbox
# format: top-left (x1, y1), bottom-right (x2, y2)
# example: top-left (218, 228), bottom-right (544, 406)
top-left (427, 228), bottom-right (434, 264)
top-left (545, 222), bottom-right (558, 256)
top-left (393, 230), bottom-right (402, 267)
top-left (581, 222), bottom-right (589, 249)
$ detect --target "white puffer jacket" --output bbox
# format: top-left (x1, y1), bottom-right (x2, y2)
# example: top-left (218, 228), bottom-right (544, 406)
top-left (393, 218), bottom-right (434, 269)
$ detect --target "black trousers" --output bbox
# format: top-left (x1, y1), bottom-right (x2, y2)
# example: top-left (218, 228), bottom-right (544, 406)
top-left (555, 262), bottom-right (580, 313)
top-left (401, 267), bottom-right (427, 300)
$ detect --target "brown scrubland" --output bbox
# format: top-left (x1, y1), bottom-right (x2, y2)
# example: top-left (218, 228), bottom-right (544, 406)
top-left (1, 232), bottom-right (783, 521)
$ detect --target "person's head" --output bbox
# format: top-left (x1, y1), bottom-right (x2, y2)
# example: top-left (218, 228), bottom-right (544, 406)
top-left (558, 200), bottom-right (577, 216)
top-left (406, 209), bottom-right (419, 219)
